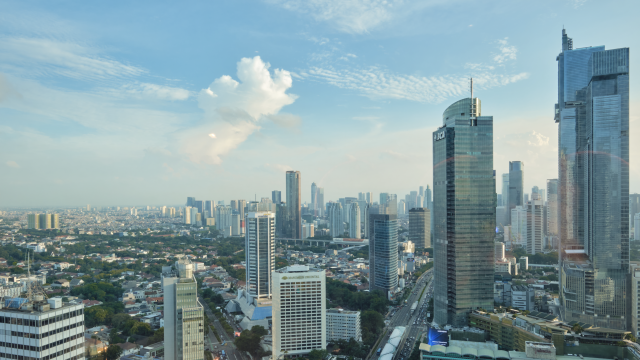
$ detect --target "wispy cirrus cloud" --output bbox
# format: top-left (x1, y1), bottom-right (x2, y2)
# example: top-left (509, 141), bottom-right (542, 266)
top-left (493, 38), bottom-right (517, 64)
top-left (266, 0), bottom-right (452, 34)
top-left (304, 66), bottom-right (528, 103)
top-left (0, 37), bottom-right (144, 81)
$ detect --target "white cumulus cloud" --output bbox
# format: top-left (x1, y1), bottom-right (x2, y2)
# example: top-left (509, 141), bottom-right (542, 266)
top-left (178, 56), bottom-right (297, 164)
top-left (6, 160), bottom-right (19, 168)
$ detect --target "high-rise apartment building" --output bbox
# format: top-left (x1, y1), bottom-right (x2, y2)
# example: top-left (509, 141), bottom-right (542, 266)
top-left (184, 207), bottom-right (192, 225)
top-left (162, 259), bottom-right (205, 360)
top-left (556, 29), bottom-right (630, 330)
top-left (272, 265), bottom-right (326, 359)
top-left (365, 192), bottom-right (372, 204)
top-left (358, 192), bottom-right (365, 201)
top-left (501, 174), bottom-right (509, 208)
top-left (348, 202), bottom-right (361, 239)
top-left (27, 214), bottom-right (60, 230)
top-left (526, 199), bottom-right (544, 255)
top-left (432, 94), bottom-right (495, 327)
top-left (508, 162), bottom-right (524, 225)
top-left (409, 208), bottom-right (430, 249)
top-left (357, 200), bottom-right (369, 238)
top-left (311, 182), bottom-right (318, 215)
top-left (631, 194), bottom-right (640, 233)
top-left (328, 203), bottom-right (343, 237)
top-left (317, 188), bottom-right (325, 217)
top-left (246, 212), bottom-right (275, 298)
top-left (286, 171), bottom-right (302, 239)
top-left (186, 197), bottom-right (196, 207)
top-left (326, 309), bottom-right (362, 342)
top-left (272, 190), bottom-right (282, 204)
top-left (215, 206), bottom-right (232, 232)
top-left (369, 214), bottom-right (398, 297)
top-left (510, 206), bottom-right (527, 247)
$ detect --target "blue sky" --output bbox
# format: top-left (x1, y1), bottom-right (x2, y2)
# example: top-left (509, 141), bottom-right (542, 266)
top-left (1, 0), bottom-right (639, 207)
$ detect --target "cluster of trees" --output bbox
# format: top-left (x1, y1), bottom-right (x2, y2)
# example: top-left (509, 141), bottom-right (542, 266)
top-left (84, 303), bottom-right (125, 328)
top-left (326, 278), bottom-right (389, 313)
top-left (347, 246), bottom-right (369, 260)
top-left (213, 256), bottom-right (246, 281)
top-left (328, 338), bottom-right (369, 359)
top-left (201, 288), bottom-right (226, 308)
top-left (275, 257), bottom-right (289, 270)
top-left (511, 247), bottom-right (559, 265)
top-left (70, 282), bottom-right (123, 302)
top-left (414, 262), bottom-right (434, 278)
top-left (234, 325), bottom-right (271, 359)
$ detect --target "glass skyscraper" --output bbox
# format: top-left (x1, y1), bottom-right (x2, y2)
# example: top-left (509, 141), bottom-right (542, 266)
top-left (508, 161), bottom-right (524, 225)
top-left (368, 213), bottom-right (398, 297)
top-left (286, 170), bottom-right (302, 239)
top-left (432, 96), bottom-right (495, 327)
top-left (557, 29), bottom-right (630, 330)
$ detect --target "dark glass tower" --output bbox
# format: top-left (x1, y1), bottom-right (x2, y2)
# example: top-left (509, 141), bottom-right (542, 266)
top-left (508, 161), bottom-right (524, 224)
top-left (432, 96), bottom-right (495, 327)
top-left (286, 171), bottom-right (302, 239)
top-left (557, 29), bottom-right (630, 330)
top-left (368, 213), bottom-right (398, 297)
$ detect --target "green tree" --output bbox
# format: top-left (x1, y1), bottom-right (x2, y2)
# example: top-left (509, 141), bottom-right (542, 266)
top-left (112, 313), bottom-right (132, 330)
top-left (308, 349), bottom-right (329, 360)
top-left (234, 326), bottom-right (269, 358)
top-left (105, 345), bottom-right (123, 360)
top-left (109, 329), bottom-right (125, 344)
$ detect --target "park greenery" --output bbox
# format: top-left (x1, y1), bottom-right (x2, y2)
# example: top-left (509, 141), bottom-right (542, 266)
top-left (234, 325), bottom-right (271, 359)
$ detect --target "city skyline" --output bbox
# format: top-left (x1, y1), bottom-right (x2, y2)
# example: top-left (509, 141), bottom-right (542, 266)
top-left (1, 1), bottom-right (639, 207)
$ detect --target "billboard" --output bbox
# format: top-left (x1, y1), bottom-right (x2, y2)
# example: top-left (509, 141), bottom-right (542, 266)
top-left (427, 328), bottom-right (449, 347)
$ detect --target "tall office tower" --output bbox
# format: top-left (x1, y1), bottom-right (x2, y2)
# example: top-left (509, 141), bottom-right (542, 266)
top-left (246, 212), bottom-right (275, 298)
top-left (217, 201), bottom-right (225, 206)
top-left (286, 171), bottom-right (302, 239)
top-left (357, 200), bottom-right (369, 238)
top-left (408, 191), bottom-right (418, 210)
top-left (398, 200), bottom-right (406, 216)
top-left (497, 194), bottom-right (503, 208)
top-left (27, 213), bottom-right (40, 229)
top-left (547, 179), bottom-right (559, 236)
top-left (328, 203), bottom-right (343, 237)
top-left (230, 200), bottom-right (238, 212)
top-left (409, 208), bottom-right (430, 249)
top-left (349, 202), bottom-right (361, 239)
top-left (635, 214), bottom-right (640, 241)
top-left (524, 193), bottom-right (529, 204)
top-left (501, 174), bottom-right (509, 208)
top-left (416, 195), bottom-right (423, 209)
top-left (232, 213), bottom-right (241, 236)
top-left (162, 206), bottom-right (167, 217)
top-left (366, 192), bottom-right (372, 204)
top-left (238, 199), bottom-right (247, 222)
top-left (272, 190), bottom-right (282, 204)
top-left (631, 194), bottom-right (640, 232)
top-left (191, 209), bottom-right (199, 225)
top-left (433, 93), bottom-right (495, 327)
top-left (496, 206), bottom-right (507, 230)
top-left (317, 188), bottom-right (325, 217)
top-left (194, 200), bottom-right (203, 214)
top-left (368, 214), bottom-right (398, 297)
top-left (272, 265), bottom-right (326, 359)
top-left (0, 295), bottom-right (86, 360)
top-left (186, 197), bottom-right (196, 207)
top-left (311, 182), bottom-right (318, 215)
top-left (40, 213), bottom-right (52, 229)
top-left (358, 192), bottom-right (365, 201)
top-left (170, 207), bottom-right (176, 217)
top-left (425, 185), bottom-right (432, 209)
top-left (539, 189), bottom-right (546, 203)
top-left (86, 204), bottom-right (90, 211)
top-left (419, 186), bottom-right (424, 197)
top-left (508, 162), bottom-right (524, 224)
top-left (184, 207), bottom-right (192, 224)
top-left (510, 206), bottom-right (527, 247)
top-left (386, 194), bottom-right (398, 215)
top-left (275, 203), bottom-right (288, 237)
top-left (556, 30), bottom-right (630, 330)
top-left (380, 193), bottom-right (389, 207)
top-left (162, 259), bottom-right (205, 360)
top-left (326, 309), bottom-right (362, 342)
top-left (526, 199), bottom-right (544, 255)
top-left (532, 186), bottom-right (539, 196)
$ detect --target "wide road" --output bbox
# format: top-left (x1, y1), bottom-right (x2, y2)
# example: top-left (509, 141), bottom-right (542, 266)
top-left (200, 297), bottom-right (247, 360)
top-left (368, 268), bottom-right (434, 360)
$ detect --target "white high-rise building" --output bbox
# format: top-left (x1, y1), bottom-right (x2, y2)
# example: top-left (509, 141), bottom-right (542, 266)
top-left (494, 242), bottom-right (505, 262)
top-left (216, 206), bottom-right (232, 231)
top-left (246, 212), bottom-right (275, 299)
top-left (510, 206), bottom-right (527, 247)
top-left (349, 202), bottom-right (361, 239)
top-left (272, 266), bottom-right (326, 359)
top-left (326, 309), bottom-right (362, 342)
top-left (162, 206), bottom-right (167, 217)
top-left (502, 173), bottom-right (509, 208)
top-left (163, 259), bottom-right (205, 360)
top-left (526, 199), bottom-right (544, 255)
top-left (302, 223), bottom-right (315, 239)
top-left (328, 203), bottom-right (343, 237)
top-left (0, 296), bottom-right (85, 360)
top-left (184, 207), bottom-right (191, 224)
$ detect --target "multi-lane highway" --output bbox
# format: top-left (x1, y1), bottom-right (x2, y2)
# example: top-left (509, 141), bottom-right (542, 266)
top-left (201, 297), bottom-right (247, 360)
top-left (369, 268), bottom-right (434, 360)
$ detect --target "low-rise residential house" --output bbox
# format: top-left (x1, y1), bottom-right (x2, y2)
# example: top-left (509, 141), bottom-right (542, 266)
top-left (116, 342), bottom-right (139, 357)
top-left (52, 279), bottom-right (70, 288)
top-left (69, 278), bottom-right (84, 287)
top-left (82, 300), bottom-right (103, 308)
top-left (85, 338), bottom-right (108, 357)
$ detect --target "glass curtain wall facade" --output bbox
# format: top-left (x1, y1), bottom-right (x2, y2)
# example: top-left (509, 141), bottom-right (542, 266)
top-left (508, 161), bottom-right (524, 225)
top-left (286, 171), bottom-right (302, 239)
top-left (433, 97), bottom-right (495, 327)
top-left (557, 29), bottom-right (630, 330)
top-left (368, 214), bottom-right (398, 297)
top-left (246, 212), bottom-right (276, 298)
